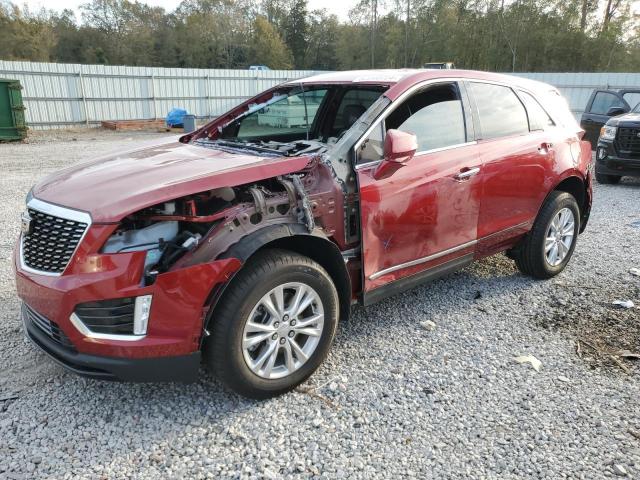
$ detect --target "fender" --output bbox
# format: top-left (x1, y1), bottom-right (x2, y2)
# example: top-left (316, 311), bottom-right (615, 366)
top-left (201, 223), bottom-right (352, 344)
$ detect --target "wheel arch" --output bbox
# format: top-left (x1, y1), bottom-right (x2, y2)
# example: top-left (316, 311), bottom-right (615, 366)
top-left (548, 174), bottom-right (590, 232)
top-left (203, 224), bottom-right (351, 339)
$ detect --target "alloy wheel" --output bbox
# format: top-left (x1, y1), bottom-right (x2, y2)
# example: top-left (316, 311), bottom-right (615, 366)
top-left (241, 282), bottom-right (324, 379)
top-left (544, 207), bottom-right (575, 267)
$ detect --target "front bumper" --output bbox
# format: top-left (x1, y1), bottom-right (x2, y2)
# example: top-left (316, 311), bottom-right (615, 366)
top-left (23, 304), bottom-right (201, 382)
top-left (595, 141), bottom-right (640, 177)
top-left (15, 224), bottom-right (241, 382)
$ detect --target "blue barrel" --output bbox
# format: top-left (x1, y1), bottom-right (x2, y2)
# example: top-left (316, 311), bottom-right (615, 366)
top-left (183, 114), bottom-right (196, 133)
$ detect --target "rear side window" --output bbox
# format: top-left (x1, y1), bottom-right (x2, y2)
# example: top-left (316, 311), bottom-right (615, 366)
top-left (590, 91), bottom-right (625, 115)
top-left (469, 82), bottom-right (529, 140)
top-left (519, 91), bottom-right (555, 131)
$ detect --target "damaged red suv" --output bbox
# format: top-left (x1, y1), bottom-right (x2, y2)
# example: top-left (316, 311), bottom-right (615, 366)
top-left (15, 70), bottom-right (592, 398)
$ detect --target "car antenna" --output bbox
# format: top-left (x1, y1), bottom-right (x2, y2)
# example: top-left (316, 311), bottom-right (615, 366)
top-left (299, 81), bottom-right (310, 141)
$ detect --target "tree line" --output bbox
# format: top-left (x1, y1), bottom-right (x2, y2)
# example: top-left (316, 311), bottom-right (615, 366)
top-left (0, 0), bottom-right (638, 72)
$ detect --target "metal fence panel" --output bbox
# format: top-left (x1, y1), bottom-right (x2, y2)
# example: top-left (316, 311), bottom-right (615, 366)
top-left (0, 60), bottom-right (320, 129)
top-left (510, 72), bottom-right (640, 117)
top-left (1, 60), bottom-right (639, 129)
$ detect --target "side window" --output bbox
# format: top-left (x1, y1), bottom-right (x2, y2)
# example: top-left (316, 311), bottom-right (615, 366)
top-left (590, 91), bottom-right (625, 115)
top-left (331, 89), bottom-right (383, 137)
top-left (519, 90), bottom-right (555, 131)
top-left (468, 82), bottom-right (529, 140)
top-left (622, 92), bottom-right (640, 111)
top-left (386, 83), bottom-right (466, 152)
top-left (358, 122), bottom-right (384, 164)
top-left (356, 83), bottom-right (466, 164)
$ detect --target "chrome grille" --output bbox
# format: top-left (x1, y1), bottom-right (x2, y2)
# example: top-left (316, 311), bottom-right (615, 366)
top-left (616, 127), bottom-right (640, 158)
top-left (22, 303), bottom-right (75, 351)
top-left (21, 207), bottom-right (88, 274)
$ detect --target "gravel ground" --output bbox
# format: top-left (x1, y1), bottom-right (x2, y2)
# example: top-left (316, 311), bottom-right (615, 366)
top-left (0, 129), bottom-right (638, 479)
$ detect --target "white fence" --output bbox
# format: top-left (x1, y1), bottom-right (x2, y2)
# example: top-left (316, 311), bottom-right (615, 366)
top-left (510, 72), bottom-right (640, 118)
top-left (1, 60), bottom-right (639, 129)
top-left (0, 60), bottom-right (320, 129)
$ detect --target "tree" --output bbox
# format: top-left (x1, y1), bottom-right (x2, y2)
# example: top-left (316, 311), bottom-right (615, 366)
top-left (0, 0), bottom-right (638, 72)
top-left (283, 0), bottom-right (308, 68)
top-left (305, 9), bottom-right (339, 69)
top-left (250, 16), bottom-right (293, 68)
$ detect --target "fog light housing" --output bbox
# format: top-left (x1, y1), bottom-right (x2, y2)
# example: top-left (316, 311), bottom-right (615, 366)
top-left (134, 295), bottom-right (153, 335)
top-left (597, 148), bottom-right (607, 160)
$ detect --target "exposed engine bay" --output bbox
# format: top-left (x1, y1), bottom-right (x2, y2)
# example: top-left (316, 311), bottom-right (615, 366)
top-left (101, 160), bottom-right (349, 287)
top-left (101, 84), bottom-right (394, 288)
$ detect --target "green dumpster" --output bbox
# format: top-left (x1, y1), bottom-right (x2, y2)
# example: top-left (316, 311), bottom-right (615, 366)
top-left (0, 79), bottom-right (27, 141)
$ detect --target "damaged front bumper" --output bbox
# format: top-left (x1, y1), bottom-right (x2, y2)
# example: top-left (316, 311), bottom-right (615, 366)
top-left (14, 225), bottom-right (241, 382)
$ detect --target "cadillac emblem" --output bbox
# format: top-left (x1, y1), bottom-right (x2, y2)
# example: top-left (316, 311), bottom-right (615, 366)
top-left (21, 211), bottom-right (33, 235)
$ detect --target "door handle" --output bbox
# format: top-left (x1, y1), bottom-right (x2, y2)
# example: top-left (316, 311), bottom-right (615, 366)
top-left (454, 166), bottom-right (480, 180)
top-left (583, 119), bottom-right (594, 124)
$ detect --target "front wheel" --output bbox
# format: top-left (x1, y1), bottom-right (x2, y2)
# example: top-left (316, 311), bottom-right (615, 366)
top-left (513, 191), bottom-right (580, 279)
top-left (205, 249), bottom-right (339, 399)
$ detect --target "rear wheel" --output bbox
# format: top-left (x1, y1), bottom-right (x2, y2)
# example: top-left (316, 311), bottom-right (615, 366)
top-left (513, 191), bottom-right (580, 279)
top-left (205, 249), bottom-right (339, 399)
top-left (595, 172), bottom-right (621, 184)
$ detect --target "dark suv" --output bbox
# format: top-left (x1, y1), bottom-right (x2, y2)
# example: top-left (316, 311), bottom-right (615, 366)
top-left (593, 103), bottom-right (640, 184)
top-left (580, 88), bottom-right (640, 148)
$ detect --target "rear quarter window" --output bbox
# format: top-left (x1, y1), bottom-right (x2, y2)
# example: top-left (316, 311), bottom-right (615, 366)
top-left (518, 90), bottom-right (555, 131)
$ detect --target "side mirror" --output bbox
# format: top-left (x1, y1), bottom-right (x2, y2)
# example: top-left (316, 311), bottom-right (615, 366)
top-left (373, 129), bottom-right (418, 180)
top-left (606, 106), bottom-right (628, 117)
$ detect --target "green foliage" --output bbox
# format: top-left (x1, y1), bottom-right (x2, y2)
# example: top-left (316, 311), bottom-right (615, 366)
top-left (283, 0), bottom-right (308, 68)
top-left (250, 16), bottom-right (293, 68)
top-left (0, 0), bottom-right (638, 72)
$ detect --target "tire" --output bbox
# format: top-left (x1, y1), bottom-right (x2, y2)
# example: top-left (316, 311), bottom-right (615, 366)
top-left (513, 191), bottom-right (580, 279)
top-left (595, 172), bottom-right (621, 184)
top-left (205, 248), bottom-right (339, 399)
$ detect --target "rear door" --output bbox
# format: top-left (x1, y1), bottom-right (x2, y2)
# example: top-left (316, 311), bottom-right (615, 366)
top-left (580, 90), bottom-right (629, 148)
top-left (466, 81), bottom-right (558, 254)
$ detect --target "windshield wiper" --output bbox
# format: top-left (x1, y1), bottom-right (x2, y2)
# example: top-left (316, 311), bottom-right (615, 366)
top-left (194, 139), bottom-right (285, 157)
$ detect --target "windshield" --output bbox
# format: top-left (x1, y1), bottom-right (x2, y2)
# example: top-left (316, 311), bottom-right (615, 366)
top-left (235, 88), bottom-right (328, 141)
top-left (199, 85), bottom-right (387, 157)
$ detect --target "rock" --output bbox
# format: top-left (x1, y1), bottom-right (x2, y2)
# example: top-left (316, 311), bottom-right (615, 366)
top-left (557, 376), bottom-right (570, 383)
top-left (420, 320), bottom-right (436, 331)
top-left (612, 300), bottom-right (634, 309)
top-left (613, 464), bottom-right (627, 476)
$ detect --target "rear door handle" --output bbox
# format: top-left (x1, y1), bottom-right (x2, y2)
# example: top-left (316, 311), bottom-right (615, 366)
top-left (454, 166), bottom-right (480, 180)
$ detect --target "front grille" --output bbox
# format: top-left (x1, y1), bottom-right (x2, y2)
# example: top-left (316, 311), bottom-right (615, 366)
top-left (616, 127), bottom-right (640, 158)
top-left (22, 208), bottom-right (88, 274)
top-left (22, 303), bottom-right (75, 351)
top-left (74, 298), bottom-right (135, 335)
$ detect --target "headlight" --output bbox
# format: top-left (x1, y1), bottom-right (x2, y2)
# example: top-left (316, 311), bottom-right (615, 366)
top-left (599, 125), bottom-right (617, 141)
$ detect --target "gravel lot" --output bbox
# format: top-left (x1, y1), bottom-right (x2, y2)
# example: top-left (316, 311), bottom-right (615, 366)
top-left (0, 130), bottom-right (638, 479)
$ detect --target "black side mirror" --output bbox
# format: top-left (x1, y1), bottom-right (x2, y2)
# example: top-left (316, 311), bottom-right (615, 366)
top-left (606, 106), bottom-right (628, 117)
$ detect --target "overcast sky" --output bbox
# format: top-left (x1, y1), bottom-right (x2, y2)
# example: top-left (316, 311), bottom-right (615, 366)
top-left (16, 0), bottom-right (356, 21)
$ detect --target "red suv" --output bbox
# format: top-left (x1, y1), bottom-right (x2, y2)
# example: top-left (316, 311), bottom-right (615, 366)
top-left (15, 70), bottom-right (592, 398)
